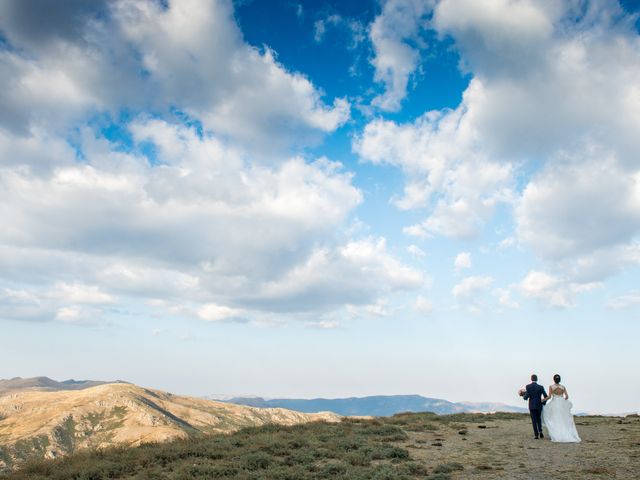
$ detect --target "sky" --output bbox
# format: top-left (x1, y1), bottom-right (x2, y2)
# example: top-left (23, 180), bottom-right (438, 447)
top-left (0, 0), bottom-right (639, 414)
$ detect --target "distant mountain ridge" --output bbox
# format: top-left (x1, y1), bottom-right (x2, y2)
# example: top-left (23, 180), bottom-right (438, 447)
top-left (0, 376), bottom-right (127, 394)
top-left (212, 394), bottom-right (527, 416)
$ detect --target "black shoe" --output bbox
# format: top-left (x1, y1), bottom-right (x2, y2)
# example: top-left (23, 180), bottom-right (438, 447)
top-left (534, 435), bottom-right (539, 439)
top-left (539, 433), bottom-right (544, 439)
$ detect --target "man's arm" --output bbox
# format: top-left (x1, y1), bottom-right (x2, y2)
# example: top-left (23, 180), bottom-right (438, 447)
top-left (523, 386), bottom-right (530, 400)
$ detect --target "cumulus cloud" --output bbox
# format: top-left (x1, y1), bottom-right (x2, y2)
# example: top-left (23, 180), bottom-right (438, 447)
top-left (0, 288), bottom-right (48, 322)
top-left (50, 283), bottom-right (115, 305)
top-left (0, 0), bottom-right (367, 324)
top-left (236, 237), bottom-right (424, 312)
top-left (369, 0), bottom-right (433, 111)
top-left (0, 115), bottom-right (423, 323)
top-left (516, 150), bottom-right (640, 280)
top-left (357, 0), bottom-right (640, 287)
top-left (0, 283), bottom-right (113, 324)
top-left (365, 299), bottom-right (390, 317)
top-left (518, 271), bottom-right (601, 309)
top-left (452, 276), bottom-right (494, 299)
top-left (451, 275), bottom-right (494, 313)
top-left (407, 244), bottom-right (426, 258)
top-left (1, 120), bottom-right (359, 271)
top-left (354, 101), bottom-right (514, 239)
top-left (494, 288), bottom-right (519, 309)
top-left (454, 252), bottom-right (472, 272)
top-left (431, 0), bottom-right (640, 274)
top-left (197, 304), bottom-right (244, 323)
top-left (0, 0), bottom-right (349, 151)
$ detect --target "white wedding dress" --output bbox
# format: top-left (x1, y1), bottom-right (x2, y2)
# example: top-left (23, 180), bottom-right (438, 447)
top-left (542, 385), bottom-right (581, 443)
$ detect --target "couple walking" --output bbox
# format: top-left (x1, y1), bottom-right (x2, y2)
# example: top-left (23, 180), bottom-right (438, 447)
top-left (520, 373), bottom-right (581, 442)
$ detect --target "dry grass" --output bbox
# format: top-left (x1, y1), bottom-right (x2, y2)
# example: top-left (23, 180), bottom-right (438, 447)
top-left (1, 412), bottom-right (639, 479)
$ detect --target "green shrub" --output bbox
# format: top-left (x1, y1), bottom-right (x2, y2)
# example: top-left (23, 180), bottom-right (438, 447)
top-left (434, 462), bottom-right (464, 473)
top-left (242, 452), bottom-right (272, 470)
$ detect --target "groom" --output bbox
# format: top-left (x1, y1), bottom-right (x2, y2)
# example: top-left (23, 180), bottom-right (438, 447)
top-left (522, 374), bottom-right (549, 439)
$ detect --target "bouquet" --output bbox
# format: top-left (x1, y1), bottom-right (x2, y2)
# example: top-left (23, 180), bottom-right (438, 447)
top-left (518, 388), bottom-right (526, 397)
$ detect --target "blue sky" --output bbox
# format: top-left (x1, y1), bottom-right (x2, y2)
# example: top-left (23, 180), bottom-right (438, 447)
top-left (1, 0), bottom-right (639, 414)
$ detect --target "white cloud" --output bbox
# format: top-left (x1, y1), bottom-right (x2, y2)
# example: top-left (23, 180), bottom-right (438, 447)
top-left (197, 303), bottom-right (244, 323)
top-left (314, 14), bottom-right (342, 43)
top-left (314, 19), bottom-right (327, 42)
top-left (97, 263), bottom-right (201, 300)
top-left (0, 128), bottom-right (77, 174)
top-left (0, 284), bottom-right (110, 324)
top-left (0, 288), bottom-right (46, 322)
top-left (369, 0), bottom-right (433, 111)
top-left (432, 0), bottom-right (640, 169)
top-left (115, 0), bottom-right (350, 149)
top-left (518, 271), bottom-right (601, 309)
top-left (454, 252), bottom-right (472, 272)
top-left (50, 283), bottom-right (115, 305)
top-left (451, 275), bottom-right (497, 314)
top-left (452, 276), bottom-right (494, 299)
top-left (607, 290), bottom-right (640, 310)
top-left (305, 320), bottom-right (340, 330)
top-left (358, 0), bottom-right (640, 286)
top-left (517, 152), bottom-right (640, 260)
top-left (414, 295), bottom-right (433, 315)
top-left (365, 299), bottom-right (390, 317)
top-left (498, 236), bottom-right (515, 250)
top-left (238, 237), bottom-right (424, 312)
top-left (494, 288), bottom-right (519, 309)
top-left (516, 150), bottom-right (640, 280)
top-left (0, 0), bottom-right (349, 151)
top-left (55, 306), bottom-right (90, 324)
top-left (407, 244), bottom-right (425, 258)
top-left (0, 120), bottom-right (360, 274)
top-left (433, 0), bottom-right (556, 79)
top-left (0, 115), bottom-right (424, 322)
top-left (355, 105), bottom-right (514, 239)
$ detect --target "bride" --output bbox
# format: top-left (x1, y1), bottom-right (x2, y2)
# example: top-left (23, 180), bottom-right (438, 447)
top-left (542, 374), bottom-right (581, 442)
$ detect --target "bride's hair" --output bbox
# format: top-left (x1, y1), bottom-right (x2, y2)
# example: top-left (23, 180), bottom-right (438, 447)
top-left (553, 374), bottom-right (561, 383)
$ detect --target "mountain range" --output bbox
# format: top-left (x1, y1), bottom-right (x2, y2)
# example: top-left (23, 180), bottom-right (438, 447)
top-left (0, 377), bottom-right (338, 471)
top-left (211, 394), bottom-right (527, 416)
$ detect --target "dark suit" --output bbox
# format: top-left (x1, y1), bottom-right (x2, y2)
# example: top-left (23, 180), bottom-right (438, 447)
top-left (523, 382), bottom-right (548, 437)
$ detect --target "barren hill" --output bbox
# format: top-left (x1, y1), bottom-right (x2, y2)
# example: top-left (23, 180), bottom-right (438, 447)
top-left (0, 377), bottom-right (125, 395)
top-left (0, 382), bottom-right (339, 471)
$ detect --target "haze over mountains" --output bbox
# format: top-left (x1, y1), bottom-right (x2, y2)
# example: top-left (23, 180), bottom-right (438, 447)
top-left (212, 394), bottom-right (527, 417)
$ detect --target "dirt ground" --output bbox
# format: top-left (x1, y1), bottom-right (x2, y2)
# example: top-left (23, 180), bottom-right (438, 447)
top-left (403, 415), bottom-right (640, 479)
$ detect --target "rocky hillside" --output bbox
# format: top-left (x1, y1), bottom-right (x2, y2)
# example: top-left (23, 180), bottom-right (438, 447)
top-left (0, 382), bottom-right (339, 471)
top-left (0, 377), bottom-right (125, 395)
